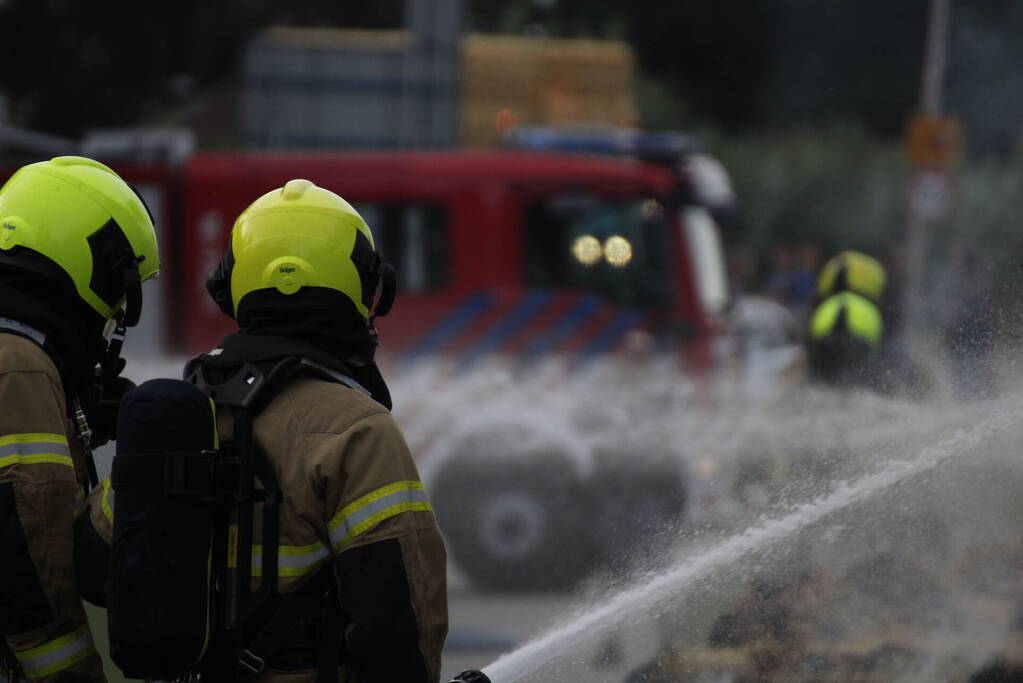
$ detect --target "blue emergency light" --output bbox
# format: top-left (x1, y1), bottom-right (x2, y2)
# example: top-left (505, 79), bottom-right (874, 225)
top-left (504, 126), bottom-right (703, 164)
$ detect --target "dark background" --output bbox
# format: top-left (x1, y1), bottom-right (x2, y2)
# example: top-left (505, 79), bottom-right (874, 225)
top-left (2, 0), bottom-right (1021, 157)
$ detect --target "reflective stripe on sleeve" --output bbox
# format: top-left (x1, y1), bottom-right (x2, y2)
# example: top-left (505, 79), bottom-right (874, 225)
top-left (100, 477), bottom-right (114, 526)
top-left (251, 541), bottom-right (331, 578)
top-left (13, 624), bottom-right (95, 679)
top-left (0, 433), bottom-right (72, 470)
top-left (328, 481), bottom-right (432, 551)
top-left (248, 482), bottom-right (433, 579)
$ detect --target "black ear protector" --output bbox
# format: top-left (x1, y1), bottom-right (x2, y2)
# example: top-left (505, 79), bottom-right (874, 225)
top-left (371, 257), bottom-right (396, 319)
top-left (205, 244), bottom-right (236, 318)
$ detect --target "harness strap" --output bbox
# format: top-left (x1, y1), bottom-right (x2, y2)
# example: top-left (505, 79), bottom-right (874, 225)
top-left (316, 585), bottom-right (343, 683)
top-left (238, 563), bottom-right (338, 680)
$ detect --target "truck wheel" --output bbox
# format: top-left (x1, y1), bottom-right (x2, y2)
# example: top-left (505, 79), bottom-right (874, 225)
top-left (591, 464), bottom-right (687, 564)
top-left (432, 453), bottom-right (592, 591)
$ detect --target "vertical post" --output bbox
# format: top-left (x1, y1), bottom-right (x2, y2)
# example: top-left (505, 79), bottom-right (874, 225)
top-left (920, 0), bottom-right (951, 116)
top-left (403, 0), bottom-right (464, 147)
top-left (903, 0), bottom-right (951, 334)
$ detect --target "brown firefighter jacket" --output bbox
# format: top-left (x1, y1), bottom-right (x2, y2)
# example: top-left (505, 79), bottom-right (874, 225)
top-left (85, 370), bottom-right (449, 682)
top-left (0, 331), bottom-right (107, 682)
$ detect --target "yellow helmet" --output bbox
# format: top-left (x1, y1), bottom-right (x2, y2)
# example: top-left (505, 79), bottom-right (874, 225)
top-left (816, 250), bottom-right (886, 304)
top-left (0, 156), bottom-right (159, 325)
top-left (206, 179), bottom-right (395, 320)
top-left (809, 292), bottom-right (883, 347)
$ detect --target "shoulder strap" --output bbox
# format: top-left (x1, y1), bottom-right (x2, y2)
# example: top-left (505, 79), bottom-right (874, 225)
top-left (185, 354), bottom-right (356, 683)
top-left (184, 355), bottom-right (365, 413)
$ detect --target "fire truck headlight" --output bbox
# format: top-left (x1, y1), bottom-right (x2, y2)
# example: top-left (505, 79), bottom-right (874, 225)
top-left (604, 235), bottom-right (633, 267)
top-left (572, 234), bottom-right (603, 266)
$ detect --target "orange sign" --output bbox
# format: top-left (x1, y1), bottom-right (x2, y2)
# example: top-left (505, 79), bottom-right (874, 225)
top-left (905, 114), bottom-right (961, 169)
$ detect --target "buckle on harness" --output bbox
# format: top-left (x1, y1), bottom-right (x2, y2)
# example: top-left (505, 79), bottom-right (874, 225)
top-left (237, 649), bottom-right (266, 675)
top-left (163, 450), bottom-right (220, 498)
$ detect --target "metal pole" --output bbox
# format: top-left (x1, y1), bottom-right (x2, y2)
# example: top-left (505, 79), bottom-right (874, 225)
top-left (920, 0), bottom-right (951, 115)
top-left (903, 0), bottom-right (951, 335)
top-left (403, 0), bottom-right (463, 148)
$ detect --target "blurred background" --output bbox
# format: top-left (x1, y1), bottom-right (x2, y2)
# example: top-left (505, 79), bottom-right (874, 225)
top-left (5, 1), bottom-right (1023, 681)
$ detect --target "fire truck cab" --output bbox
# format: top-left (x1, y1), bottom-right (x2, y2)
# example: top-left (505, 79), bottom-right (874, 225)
top-left (176, 139), bottom-right (732, 365)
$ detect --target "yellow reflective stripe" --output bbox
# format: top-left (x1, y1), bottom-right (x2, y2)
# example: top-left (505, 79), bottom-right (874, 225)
top-left (0, 452), bottom-right (73, 469)
top-left (249, 481), bottom-right (433, 578)
top-left (251, 541), bottom-right (331, 578)
top-left (0, 433), bottom-right (68, 448)
top-left (100, 477), bottom-right (114, 526)
top-left (0, 433), bottom-right (72, 470)
top-left (209, 398), bottom-right (219, 450)
top-left (328, 481), bottom-right (432, 551)
top-left (14, 624), bottom-right (94, 678)
top-left (333, 501), bottom-right (433, 551)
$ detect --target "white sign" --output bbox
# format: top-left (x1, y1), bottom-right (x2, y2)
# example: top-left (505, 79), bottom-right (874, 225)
top-left (906, 171), bottom-right (954, 222)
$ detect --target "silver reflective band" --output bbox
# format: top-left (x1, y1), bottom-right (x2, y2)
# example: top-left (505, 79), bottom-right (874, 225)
top-left (0, 318), bottom-right (46, 345)
top-left (15, 626), bottom-right (94, 678)
top-left (0, 441), bottom-right (70, 459)
top-left (329, 486), bottom-right (431, 549)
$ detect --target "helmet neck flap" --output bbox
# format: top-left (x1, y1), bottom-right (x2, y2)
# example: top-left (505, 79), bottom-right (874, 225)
top-left (0, 269), bottom-right (106, 404)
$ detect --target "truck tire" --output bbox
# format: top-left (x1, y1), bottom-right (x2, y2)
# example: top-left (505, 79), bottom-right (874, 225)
top-left (590, 463), bottom-right (686, 564)
top-left (432, 452), bottom-right (593, 591)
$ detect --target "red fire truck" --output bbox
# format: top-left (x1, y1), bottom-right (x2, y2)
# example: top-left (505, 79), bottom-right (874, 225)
top-left (177, 145), bottom-right (730, 360)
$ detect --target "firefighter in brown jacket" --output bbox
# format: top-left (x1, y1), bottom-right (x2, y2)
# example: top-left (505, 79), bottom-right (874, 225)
top-left (83, 179), bottom-right (448, 682)
top-left (0, 157), bottom-right (159, 682)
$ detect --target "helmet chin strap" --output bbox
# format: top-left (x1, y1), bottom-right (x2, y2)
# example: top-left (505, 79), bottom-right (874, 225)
top-left (101, 311), bottom-right (128, 389)
top-left (100, 261), bottom-right (144, 389)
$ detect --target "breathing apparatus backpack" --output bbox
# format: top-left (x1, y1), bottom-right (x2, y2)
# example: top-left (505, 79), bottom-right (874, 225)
top-left (107, 355), bottom-right (362, 682)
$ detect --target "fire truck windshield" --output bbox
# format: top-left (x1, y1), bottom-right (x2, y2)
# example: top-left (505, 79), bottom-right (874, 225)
top-left (523, 194), bottom-right (674, 309)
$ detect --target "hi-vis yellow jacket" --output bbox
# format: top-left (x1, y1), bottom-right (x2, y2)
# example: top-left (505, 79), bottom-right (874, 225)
top-left (87, 371), bottom-right (449, 682)
top-left (0, 332), bottom-right (106, 682)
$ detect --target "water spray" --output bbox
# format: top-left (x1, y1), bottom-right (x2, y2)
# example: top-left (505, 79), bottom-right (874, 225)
top-left (456, 400), bottom-right (1022, 683)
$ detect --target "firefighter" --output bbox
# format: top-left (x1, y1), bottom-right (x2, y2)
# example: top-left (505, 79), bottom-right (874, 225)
top-left (0, 156), bottom-right (159, 682)
top-left (808, 250), bottom-right (887, 389)
top-left (809, 250), bottom-right (888, 389)
top-left (807, 250), bottom-right (929, 396)
top-left (806, 290), bottom-right (884, 389)
top-left (85, 179), bottom-right (447, 682)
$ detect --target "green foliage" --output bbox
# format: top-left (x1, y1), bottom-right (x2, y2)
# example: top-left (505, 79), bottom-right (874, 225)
top-left (702, 121), bottom-right (1023, 309)
top-left (709, 124), bottom-right (904, 255)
